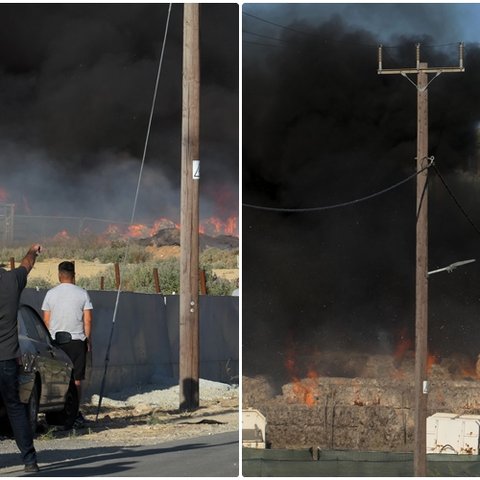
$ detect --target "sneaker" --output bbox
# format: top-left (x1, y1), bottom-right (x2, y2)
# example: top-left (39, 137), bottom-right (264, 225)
top-left (24, 463), bottom-right (39, 473)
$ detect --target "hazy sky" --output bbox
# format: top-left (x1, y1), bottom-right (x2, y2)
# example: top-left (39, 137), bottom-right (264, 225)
top-left (243, 3), bottom-right (480, 44)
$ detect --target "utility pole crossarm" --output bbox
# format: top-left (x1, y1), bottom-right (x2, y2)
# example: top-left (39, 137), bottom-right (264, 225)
top-left (378, 67), bottom-right (465, 75)
top-left (377, 42), bottom-right (465, 75)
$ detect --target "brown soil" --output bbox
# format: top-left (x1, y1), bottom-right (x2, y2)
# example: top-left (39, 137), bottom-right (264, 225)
top-left (36, 396), bottom-right (239, 446)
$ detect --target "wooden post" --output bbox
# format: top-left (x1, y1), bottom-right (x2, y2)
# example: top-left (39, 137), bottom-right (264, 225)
top-left (114, 263), bottom-right (120, 290)
top-left (100, 276), bottom-right (105, 291)
top-left (9, 257), bottom-right (15, 270)
top-left (153, 267), bottom-right (161, 293)
top-left (414, 63), bottom-right (429, 477)
top-left (199, 269), bottom-right (207, 295)
top-left (179, 3), bottom-right (200, 411)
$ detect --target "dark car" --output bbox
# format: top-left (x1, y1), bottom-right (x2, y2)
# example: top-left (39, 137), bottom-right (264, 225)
top-left (0, 304), bottom-right (79, 432)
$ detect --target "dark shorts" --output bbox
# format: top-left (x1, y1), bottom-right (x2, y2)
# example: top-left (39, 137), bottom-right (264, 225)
top-left (60, 340), bottom-right (87, 381)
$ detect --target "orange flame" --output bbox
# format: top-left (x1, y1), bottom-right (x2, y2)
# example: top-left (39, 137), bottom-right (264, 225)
top-left (292, 379), bottom-right (316, 407)
top-left (127, 224), bottom-right (149, 238)
top-left (284, 344), bottom-right (318, 407)
top-left (102, 215), bottom-right (239, 241)
top-left (200, 216), bottom-right (238, 236)
top-left (427, 352), bottom-right (438, 373)
top-left (459, 361), bottom-right (480, 379)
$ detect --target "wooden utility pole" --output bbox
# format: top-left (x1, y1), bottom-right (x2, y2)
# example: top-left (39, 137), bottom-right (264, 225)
top-left (179, 3), bottom-right (200, 411)
top-left (414, 63), bottom-right (429, 477)
top-left (378, 43), bottom-right (464, 477)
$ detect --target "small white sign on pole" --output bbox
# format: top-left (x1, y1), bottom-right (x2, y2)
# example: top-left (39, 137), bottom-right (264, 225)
top-left (193, 160), bottom-right (200, 180)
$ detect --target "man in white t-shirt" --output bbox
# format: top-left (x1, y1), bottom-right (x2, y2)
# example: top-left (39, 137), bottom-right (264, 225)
top-left (41, 261), bottom-right (93, 427)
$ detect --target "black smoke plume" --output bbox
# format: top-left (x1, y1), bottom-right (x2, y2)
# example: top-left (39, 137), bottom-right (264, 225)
top-left (243, 8), bottom-right (480, 379)
top-left (0, 4), bottom-right (238, 227)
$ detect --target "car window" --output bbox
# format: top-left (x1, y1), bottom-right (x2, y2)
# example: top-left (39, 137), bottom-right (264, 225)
top-left (19, 308), bottom-right (51, 343)
top-left (18, 310), bottom-right (41, 341)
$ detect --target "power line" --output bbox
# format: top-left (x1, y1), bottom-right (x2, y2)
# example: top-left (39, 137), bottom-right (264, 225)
top-left (243, 11), bottom-right (314, 37)
top-left (243, 40), bottom-right (284, 48)
top-left (243, 159), bottom-right (433, 213)
top-left (243, 29), bottom-right (287, 44)
top-left (432, 163), bottom-right (480, 237)
top-left (243, 10), bottom-right (476, 50)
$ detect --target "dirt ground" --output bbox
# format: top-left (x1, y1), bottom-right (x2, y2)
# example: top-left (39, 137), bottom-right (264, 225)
top-left (28, 258), bottom-right (111, 284)
top-left (34, 394), bottom-right (239, 446)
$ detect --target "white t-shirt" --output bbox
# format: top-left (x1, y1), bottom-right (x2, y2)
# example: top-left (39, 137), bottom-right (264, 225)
top-left (41, 283), bottom-right (93, 341)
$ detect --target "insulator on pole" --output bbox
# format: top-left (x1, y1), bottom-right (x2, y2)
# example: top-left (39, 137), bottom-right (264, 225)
top-left (459, 42), bottom-right (464, 69)
top-left (416, 43), bottom-right (421, 69)
top-left (378, 44), bottom-right (383, 71)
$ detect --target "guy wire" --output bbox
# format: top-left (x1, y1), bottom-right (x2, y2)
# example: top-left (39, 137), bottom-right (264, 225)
top-left (96, 3), bottom-right (173, 421)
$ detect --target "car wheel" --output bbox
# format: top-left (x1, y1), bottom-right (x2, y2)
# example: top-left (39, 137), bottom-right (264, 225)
top-left (45, 379), bottom-right (79, 429)
top-left (27, 382), bottom-right (39, 435)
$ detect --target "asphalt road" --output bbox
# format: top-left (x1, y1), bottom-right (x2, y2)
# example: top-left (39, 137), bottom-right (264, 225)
top-left (0, 431), bottom-right (239, 477)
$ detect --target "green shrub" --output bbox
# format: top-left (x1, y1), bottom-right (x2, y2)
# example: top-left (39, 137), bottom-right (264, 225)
top-left (200, 248), bottom-right (238, 269)
top-left (0, 242), bottom-right (152, 265)
top-left (77, 258), bottom-right (181, 294)
top-left (2, 242), bottom-right (237, 295)
top-left (205, 274), bottom-right (237, 296)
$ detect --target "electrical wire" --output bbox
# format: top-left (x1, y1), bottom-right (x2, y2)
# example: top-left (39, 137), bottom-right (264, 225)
top-left (432, 163), bottom-right (480, 237)
top-left (95, 3), bottom-right (173, 422)
top-left (243, 11), bottom-right (315, 37)
top-left (243, 40), bottom-right (284, 49)
top-left (243, 10), bottom-right (472, 50)
top-left (243, 30), bottom-right (287, 44)
top-left (243, 159), bottom-right (433, 213)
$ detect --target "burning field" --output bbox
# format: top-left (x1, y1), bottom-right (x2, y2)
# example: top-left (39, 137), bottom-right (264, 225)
top-left (243, 345), bottom-right (480, 452)
top-left (3, 219), bottom-right (238, 294)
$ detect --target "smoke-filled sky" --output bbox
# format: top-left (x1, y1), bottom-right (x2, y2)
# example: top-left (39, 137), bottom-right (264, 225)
top-left (0, 3), bottom-right (238, 232)
top-left (243, 3), bottom-right (480, 379)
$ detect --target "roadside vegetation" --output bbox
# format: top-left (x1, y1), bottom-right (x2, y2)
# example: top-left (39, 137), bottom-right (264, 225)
top-left (0, 242), bottom-right (238, 296)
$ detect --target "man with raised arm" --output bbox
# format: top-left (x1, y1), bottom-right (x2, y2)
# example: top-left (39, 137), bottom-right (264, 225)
top-left (0, 244), bottom-right (42, 473)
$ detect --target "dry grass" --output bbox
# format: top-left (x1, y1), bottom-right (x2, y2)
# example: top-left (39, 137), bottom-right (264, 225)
top-left (27, 258), bottom-right (111, 284)
top-left (14, 245), bottom-right (238, 291)
top-left (213, 268), bottom-right (239, 281)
